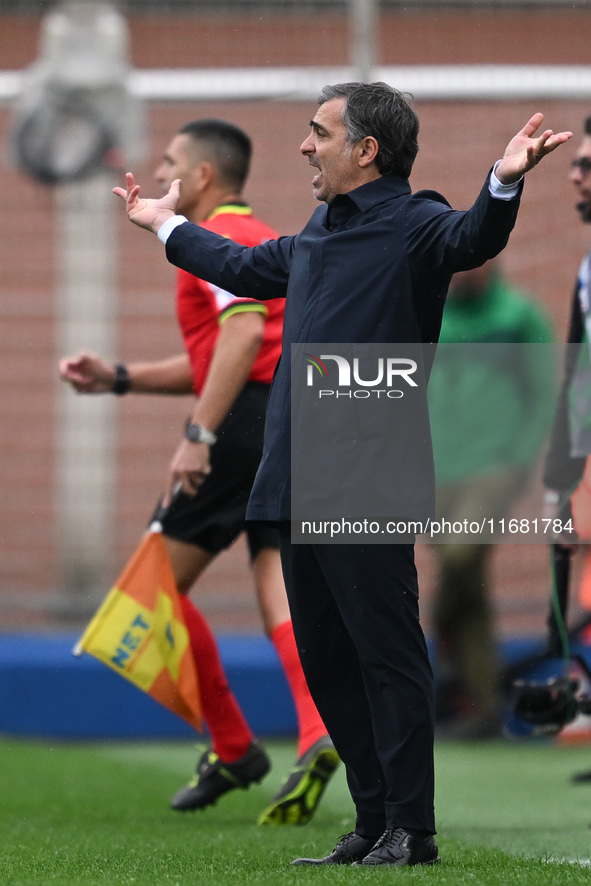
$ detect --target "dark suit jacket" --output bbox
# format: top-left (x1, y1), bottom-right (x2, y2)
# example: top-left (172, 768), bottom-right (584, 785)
top-left (544, 278), bottom-right (587, 492)
top-left (166, 171), bottom-right (522, 522)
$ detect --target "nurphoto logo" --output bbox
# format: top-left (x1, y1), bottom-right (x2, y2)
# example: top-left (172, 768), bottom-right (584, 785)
top-left (304, 352), bottom-right (418, 398)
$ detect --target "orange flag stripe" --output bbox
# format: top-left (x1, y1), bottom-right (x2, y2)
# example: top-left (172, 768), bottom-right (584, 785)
top-left (76, 529), bottom-right (202, 732)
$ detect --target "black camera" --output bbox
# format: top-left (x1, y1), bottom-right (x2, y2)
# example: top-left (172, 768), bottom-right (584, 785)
top-left (509, 659), bottom-right (591, 737)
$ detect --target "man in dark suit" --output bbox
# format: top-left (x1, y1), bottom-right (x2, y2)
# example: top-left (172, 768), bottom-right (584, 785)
top-left (114, 82), bottom-right (571, 868)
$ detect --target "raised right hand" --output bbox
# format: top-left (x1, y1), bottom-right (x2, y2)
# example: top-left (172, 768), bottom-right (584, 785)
top-left (113, 172), bottom-right (181, 234)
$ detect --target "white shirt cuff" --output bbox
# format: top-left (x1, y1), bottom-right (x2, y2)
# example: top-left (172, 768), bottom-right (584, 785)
top-left (489, 161), bottom-right (521, 200)
top-left (157, 215), bottom-right (189, 244)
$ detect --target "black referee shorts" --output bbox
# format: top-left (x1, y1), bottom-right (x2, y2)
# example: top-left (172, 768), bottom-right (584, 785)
top-left (152, 381), bottom-right (279, 561)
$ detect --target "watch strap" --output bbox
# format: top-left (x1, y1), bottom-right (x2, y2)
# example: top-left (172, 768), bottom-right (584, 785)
top-left (112, 364), bottom-right (130, 396)
top-left (184, 420), bottom-right (217, 446)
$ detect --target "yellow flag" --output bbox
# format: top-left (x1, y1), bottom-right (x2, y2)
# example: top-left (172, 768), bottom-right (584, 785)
top-left (75, 526), bottom-right (202, 731)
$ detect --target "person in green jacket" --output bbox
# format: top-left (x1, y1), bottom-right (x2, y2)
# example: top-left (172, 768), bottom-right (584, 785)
top-left (428, 258), bottom-right (554, 739)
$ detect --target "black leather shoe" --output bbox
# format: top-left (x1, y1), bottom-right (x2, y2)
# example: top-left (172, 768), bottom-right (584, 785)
top-left (291, 831), bottom-right (378, 865)
top-left (353, 827), bottom-right (440, 867)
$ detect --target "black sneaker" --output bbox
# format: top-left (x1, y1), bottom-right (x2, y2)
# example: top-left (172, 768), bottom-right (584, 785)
top-left (257, 735), bottom-right (340, 825)
top-left (353, 827), bottom-right (440, 867)
top-left (292, 831), bottom-right (379, 865)
top-left (170, 741), bottom-right (271, 811)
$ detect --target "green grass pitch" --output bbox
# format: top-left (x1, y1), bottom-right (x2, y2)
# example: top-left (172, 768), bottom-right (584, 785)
top-left (2, 735), bottom-right (591, 884)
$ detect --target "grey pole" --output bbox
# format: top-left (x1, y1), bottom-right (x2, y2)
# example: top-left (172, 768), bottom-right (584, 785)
top-left (54, 171), bottom-right (118, 604)
top-left (350, 0), bottom-right (378, 82)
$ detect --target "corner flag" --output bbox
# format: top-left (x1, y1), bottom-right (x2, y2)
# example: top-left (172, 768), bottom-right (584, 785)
top-left (74, 524), bottom-right (202, 731)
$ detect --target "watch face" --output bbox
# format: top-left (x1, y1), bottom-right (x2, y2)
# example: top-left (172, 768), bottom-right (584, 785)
top-left (186, 424), bottom-right (202, 442)
top-left (185, 422), bottom-right (216, 445)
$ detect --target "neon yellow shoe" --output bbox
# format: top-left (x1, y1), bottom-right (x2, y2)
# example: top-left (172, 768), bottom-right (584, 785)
top-left (257, 735), bottom-right (340, 825)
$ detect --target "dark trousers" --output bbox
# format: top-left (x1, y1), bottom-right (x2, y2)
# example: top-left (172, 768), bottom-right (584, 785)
top-left (278, 529), bottom-right (436, 837)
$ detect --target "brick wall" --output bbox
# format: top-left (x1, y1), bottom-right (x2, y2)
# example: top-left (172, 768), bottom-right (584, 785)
top-left (1, 6), bottom-right (590, 636)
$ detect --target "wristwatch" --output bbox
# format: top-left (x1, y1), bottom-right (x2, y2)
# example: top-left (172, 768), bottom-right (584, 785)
top-left (184, 420), bottom-right (217, 446)
top-left (112, 363), bottom-right (130, 396)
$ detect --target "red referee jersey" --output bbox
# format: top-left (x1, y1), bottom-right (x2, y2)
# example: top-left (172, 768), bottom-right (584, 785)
top-left (176, 204), bottom-right (284, 396)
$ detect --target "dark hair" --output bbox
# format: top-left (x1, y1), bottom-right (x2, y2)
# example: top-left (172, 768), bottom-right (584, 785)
top-left (317, 82), bottom-right (419, 178)
top-left (178, 119), bottom-right (252, 191)
top-left (585, 116), bottom-right (591, 137)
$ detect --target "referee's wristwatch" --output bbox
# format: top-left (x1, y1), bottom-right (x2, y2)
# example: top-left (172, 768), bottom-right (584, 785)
top-left (184, 420), bottom-right (217, 446)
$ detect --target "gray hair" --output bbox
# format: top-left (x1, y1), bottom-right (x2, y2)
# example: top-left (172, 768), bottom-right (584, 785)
top-left (317, 82), bottom-right (419, 178)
